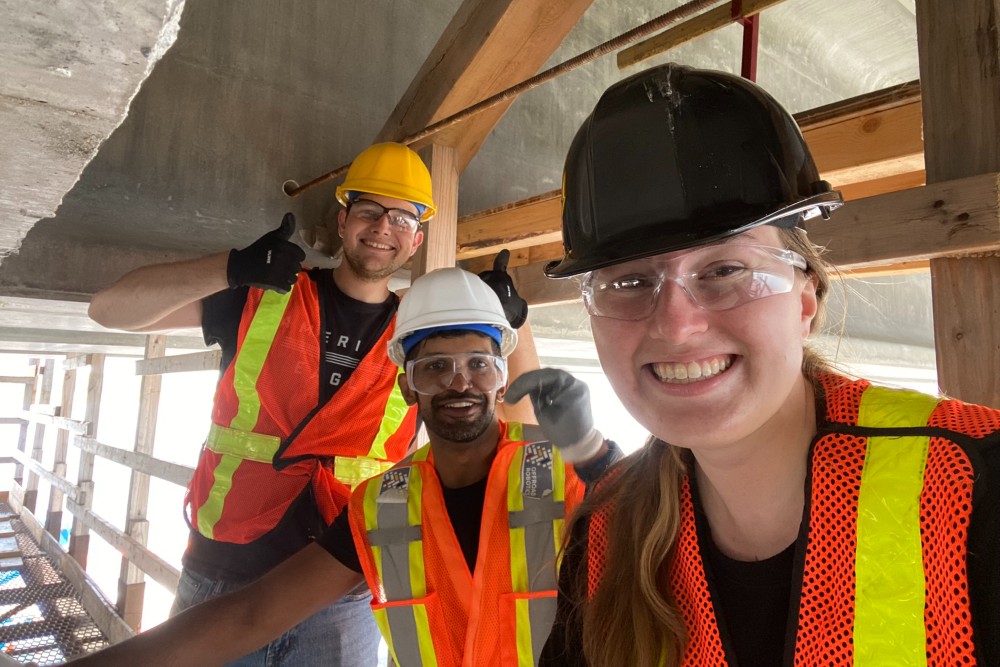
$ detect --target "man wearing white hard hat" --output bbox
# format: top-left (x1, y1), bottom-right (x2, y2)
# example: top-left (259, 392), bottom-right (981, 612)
top-left (71, 267), bottom-right (619, 667)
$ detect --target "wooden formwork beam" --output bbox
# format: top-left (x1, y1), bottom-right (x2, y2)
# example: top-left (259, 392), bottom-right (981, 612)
top-left (917, 0), bottom-right (1000, 407)
top-left (456, 82), bottom-right (927, 264)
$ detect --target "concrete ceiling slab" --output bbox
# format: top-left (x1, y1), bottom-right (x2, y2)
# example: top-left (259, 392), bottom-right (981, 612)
top-left (0, 0), bottom-right (185, 263)
top-left (0, 0), bottom-right (924, 353)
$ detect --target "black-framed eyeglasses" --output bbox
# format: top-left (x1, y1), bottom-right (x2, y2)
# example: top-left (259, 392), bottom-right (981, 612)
top-left (347, 199), bottom-right (421, 234)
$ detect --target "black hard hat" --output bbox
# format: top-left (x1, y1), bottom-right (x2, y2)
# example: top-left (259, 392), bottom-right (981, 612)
top-left (546, 63), bottom-right (842, 278)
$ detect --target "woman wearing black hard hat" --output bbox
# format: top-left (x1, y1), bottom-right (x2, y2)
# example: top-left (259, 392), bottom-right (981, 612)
top-left (529, 64), bottom-right (1000, 667)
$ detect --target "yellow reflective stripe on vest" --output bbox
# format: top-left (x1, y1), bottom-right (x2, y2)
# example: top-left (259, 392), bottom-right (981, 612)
top-left (230, 289), bottom-right (293, 432)
top-left (367, 369), bottom-right (410, 460)
top-left (197, 290), bottom-right (292, 538)
top-left (197, 452), bottom-right (242, 540)
top-left (364, 462), bottom-right (436, 665)
top-left (334, 455), bottom-right (397, 490)
top-left (854, 385), bottom-right (938, 667)
top-left (507, 439), bottom-right (565, 667)
top-left (206, 423), bottom-right (280, 462)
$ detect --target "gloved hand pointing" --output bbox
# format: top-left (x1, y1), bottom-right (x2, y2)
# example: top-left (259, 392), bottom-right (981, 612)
top-left (506, 368), bottom-right (604, 464)
top-left (478, 249), bottom-right (529, 329)
top-left (227, 213), bottom-right (307, 293)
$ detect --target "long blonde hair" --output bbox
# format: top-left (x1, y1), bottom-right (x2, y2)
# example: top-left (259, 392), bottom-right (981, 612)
top-left (572, 226), bottom-right (834, 666)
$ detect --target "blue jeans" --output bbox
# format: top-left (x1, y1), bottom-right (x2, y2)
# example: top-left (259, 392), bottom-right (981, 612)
top-left (171, 567), bottom-right (382, 666)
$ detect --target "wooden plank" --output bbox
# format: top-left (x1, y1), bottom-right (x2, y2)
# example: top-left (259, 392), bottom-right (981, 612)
top-left (14, 378), bottom-right (34, 487)
top-left (839, 171), bottom-right (926, 201)
top-left (62, 354), bottom-right (93, 370)
top-left (376, 0), bottom-right (595, 169)
top-left (64, 500), bottom-right (180, 594)
top-left (23, 360), bottom-right (54, 514)
top-left (70, 353), bottom-right (104, 567)
top-left (917, 0), bottom-right (1000, 408)
top-left (10, 448), bottom-right (78, 501)
top-left (497, 173), bottom-right (1000, 306)
top-left (47, 355), bottom-right (78, 537)
top-left (0, 536), bottom-right (19, 559)
top-left (0, 556), bottom-right (24, 571)
top-left (76, 438), bottom-right (194, 488)
top-left (8, 490), bottom-right (134, 645)
top-left (119, 336), bottom-right (163, 623)
top-left (0, 418), bottom-right (25, 426)
top-left (807, 172), bottom-right (1000, 271)
top-left (0, 376), bottom-right (33, 385)
top-left (455, 86), bottom-right (927, 262)
top-left (806, 102), bottom-right (924, 187)
top-left (413, 144), bottom-right (460, 276)
top-left (135, 349), bottom-right (221, 376)
top-left (20, 411), bottom-right (88, 435)
top-left (457, 190), bottom-right (562, 260)
top-left (618, 0), bottom-right (787, 69)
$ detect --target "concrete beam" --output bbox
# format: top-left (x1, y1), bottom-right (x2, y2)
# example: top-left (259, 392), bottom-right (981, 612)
top-left (0, 0), bottom-right (185, 262)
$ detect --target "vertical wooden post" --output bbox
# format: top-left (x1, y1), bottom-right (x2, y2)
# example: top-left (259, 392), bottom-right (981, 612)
top-left (46, 355), bottom-right (79, 538)
top-left (117, 336), bottom-right (165, 630)
top-left (23, 359), bottom-right (54, 514)
top-left (13, 370), bottom-right (36, 488)
top-left (412, 143), bottom-right (459, 278)
top-left (917, 0), bottom-right (1000, 406)
top-left (69, 354), bottom-right (104, 568)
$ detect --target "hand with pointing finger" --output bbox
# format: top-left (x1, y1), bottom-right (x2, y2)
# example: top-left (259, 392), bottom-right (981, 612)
top-left (227, 213), bottom-right (307, 293)
top-left (506, 367), bottom-right (605, 463)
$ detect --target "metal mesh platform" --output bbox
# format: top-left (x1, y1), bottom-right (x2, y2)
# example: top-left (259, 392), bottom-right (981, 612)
top-left (0, 505), bottom-right (111, 665)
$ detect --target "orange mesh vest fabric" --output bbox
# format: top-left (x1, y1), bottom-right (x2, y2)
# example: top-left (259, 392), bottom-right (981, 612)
top-left (186, 273), bottom-right (417, 543)
top-left (349, 421), bottom-right (585, 667)
top-left (587, 373), bottom-right (994, 665)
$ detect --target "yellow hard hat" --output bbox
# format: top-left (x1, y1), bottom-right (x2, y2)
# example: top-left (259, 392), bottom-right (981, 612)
top-left (335, 142), bottom-right (437, 221)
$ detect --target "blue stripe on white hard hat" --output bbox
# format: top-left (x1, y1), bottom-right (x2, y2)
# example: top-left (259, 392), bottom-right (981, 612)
top-left (401, 324), bottom-right (503, 357)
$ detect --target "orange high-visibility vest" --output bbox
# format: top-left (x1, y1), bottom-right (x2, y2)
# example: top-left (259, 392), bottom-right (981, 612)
top-left (350, 421), bottom-right (585, 667)
top-left (186, 272), bottom-right (417, 544)
top-left (588, 373), bottom-right (995, 666)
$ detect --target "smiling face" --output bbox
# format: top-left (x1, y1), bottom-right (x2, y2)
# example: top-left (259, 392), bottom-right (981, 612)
top-left (590, 226), bottom-right (819, 451)
top-left (399, 332), bottom-right (505, 445)
top-left (338, 193), bottom-right (424, 281)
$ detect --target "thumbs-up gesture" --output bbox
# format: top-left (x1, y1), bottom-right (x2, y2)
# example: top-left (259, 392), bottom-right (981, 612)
top-left (478, 249), bottom-right (529, 328)
top-left (227, 213), bottom-right (307, 293)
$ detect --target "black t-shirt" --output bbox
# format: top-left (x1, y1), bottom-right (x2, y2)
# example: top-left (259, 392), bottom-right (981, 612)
top-left (540, 427), bottom-right (1000, 666)
top-left (318, 476), bottom-right (489, 574)
top-left (185, 270), bottom-right (398, 582)
top-left (699, 513), bottom-right (795, 667)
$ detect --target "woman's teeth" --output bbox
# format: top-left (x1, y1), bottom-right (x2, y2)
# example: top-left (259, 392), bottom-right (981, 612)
top-left (651, 356), bottom-right (732, 383)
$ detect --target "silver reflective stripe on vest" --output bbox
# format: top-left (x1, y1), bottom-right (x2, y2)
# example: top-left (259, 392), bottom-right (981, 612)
top-left (510, 442), bottom-right (563, 593)
top-left (367, 465), bottom-right (432, 666)
top-left (369, 467), bottom-right (420, 601)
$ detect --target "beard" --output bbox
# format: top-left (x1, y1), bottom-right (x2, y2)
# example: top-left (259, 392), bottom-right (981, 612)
top-left (420, 391), bottom-right (496, 443)
top-left (342, 243), bottom-right (404, 282)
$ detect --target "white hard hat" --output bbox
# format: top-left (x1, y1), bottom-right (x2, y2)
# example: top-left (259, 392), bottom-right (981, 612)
top-left (388, 267), bottom-right (518, 366)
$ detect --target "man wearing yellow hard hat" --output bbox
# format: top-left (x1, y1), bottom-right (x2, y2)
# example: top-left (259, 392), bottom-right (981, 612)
top-left (89, 142), bottom-right (526, 666)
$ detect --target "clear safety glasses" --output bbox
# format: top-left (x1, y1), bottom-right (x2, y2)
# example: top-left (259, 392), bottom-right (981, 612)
top-left (581, 244), bottom-right (808, 321)
top-left (404, 352), bottom-right (508, 395)
top-left (348, 199), bottom-right (421, 234)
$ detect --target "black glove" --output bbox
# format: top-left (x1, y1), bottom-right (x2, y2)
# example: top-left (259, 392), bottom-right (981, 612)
top-left (478, 249), bottom-right (528, 328)
top-left (506, 368), bottom-right (604, 463)
top-left (227, 213), bottom-right (307, 293)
